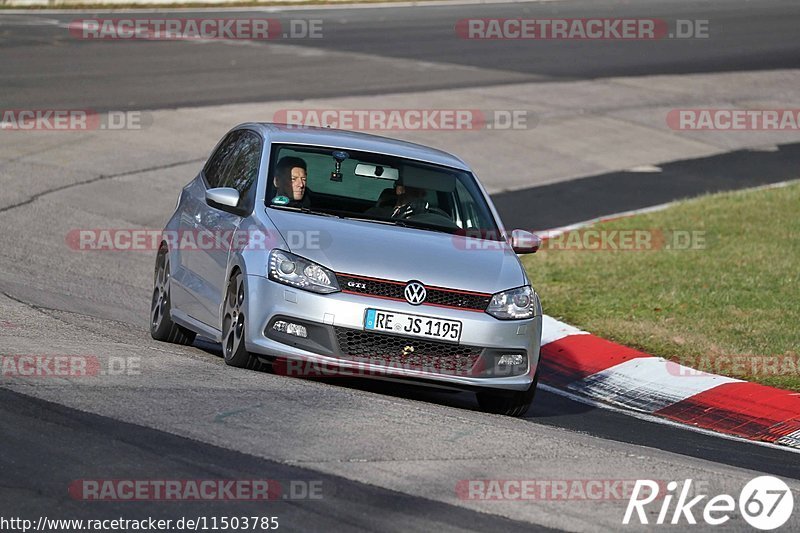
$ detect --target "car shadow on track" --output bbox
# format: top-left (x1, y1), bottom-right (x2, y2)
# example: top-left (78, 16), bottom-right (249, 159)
top-left (192, 337), bottom-right (594, 419)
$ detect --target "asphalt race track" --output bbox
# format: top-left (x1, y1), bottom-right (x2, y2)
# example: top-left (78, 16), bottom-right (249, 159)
top-left (1, 1), bottom-right (800, 531)
top-left (1, 0), bottom-right (799, 110)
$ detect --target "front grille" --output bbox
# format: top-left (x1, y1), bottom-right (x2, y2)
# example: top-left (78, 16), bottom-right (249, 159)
top-left (427, 288), bottom-right (492, 311)
top-left (334, 327), bottom-right (483, 375)
top-left (338, 274), bottom-right (405, 299)
top-left (337, 273), bottom-right (491, 312)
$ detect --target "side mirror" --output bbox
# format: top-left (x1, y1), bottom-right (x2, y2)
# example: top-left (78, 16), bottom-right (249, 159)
top-left (206, 187), bottom-right (240, 209)
top-left (510, 229), bottom-right (540, 254)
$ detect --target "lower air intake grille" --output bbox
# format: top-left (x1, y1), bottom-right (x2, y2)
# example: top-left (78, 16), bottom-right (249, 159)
top-left (333, 327), bottom-right (483, 375)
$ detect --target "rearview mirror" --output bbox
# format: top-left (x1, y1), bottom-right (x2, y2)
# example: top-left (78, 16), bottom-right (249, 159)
top-left (355, 163), bottom-right (399, 181)
top-left (206, 187), bottom-right (240, 209)
top-left (510, 229), bottom-right (540, 254)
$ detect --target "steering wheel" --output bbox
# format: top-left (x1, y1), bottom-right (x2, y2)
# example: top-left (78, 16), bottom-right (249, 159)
top-left (392, 200), bottom-right (450, 220)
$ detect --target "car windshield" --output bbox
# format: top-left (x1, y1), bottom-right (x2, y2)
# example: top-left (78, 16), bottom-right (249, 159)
top-left (265, 144), bottom-right (501, 237)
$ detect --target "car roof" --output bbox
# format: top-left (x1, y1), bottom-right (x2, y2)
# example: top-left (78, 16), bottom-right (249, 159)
top-left (241, 122), bottom-right (471, 171)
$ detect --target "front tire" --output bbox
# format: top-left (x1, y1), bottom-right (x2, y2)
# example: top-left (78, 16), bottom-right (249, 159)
top-left (222, 271), bottom-right (263, 370)
top-left (476, 371), bottom-right (538, 417)
top-left (150, 247), bottom-right (196, 345)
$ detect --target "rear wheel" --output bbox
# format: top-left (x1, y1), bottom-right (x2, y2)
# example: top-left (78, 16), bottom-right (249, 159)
top-left (222, 271), bottom-right (263, 370)
top-left (150, 248), bottom-right (196, 345)
top-left (476, 371), bottom-right (538, 417)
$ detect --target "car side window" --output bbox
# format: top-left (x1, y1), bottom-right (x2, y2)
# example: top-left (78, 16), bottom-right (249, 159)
top-left (203, 131), bottom-right (242, 189)
top-left (218, 130), bottom-right (263, 212)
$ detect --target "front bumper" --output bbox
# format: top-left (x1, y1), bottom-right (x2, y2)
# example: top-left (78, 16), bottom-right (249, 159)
top-left (244, 275), bottom-right (542, 391)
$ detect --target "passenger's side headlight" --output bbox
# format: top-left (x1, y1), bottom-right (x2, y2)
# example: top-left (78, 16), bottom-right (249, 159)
top-left (268, 250), bottom-right (340, 294)
top-left (486, 286), bottom-right (538, 320)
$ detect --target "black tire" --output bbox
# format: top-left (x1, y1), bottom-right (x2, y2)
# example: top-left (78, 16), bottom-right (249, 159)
top-left (476, 372), bottom-right (539, 417)
top-left (150, 247), bottom-right (196, 346)
top-left (221, 270), bottom-right (263, 370)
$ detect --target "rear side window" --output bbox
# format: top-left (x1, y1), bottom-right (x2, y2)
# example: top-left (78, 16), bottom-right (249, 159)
top-left (203, 131), bottom-right (242, 188)
top-left (219, 131), bottom-right (263, 212)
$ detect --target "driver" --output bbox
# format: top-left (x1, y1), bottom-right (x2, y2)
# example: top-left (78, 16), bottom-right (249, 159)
top-left (273, 156), bottom-right (310, 208)
top-left (391, 185), bottom-right (428, 218)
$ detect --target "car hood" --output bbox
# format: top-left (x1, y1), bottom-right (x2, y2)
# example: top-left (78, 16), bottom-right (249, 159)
top-left (266, 209), bottom-right (527, 294)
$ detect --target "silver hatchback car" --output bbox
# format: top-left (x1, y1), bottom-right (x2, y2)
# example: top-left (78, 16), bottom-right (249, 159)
top-left (151, 123), bottom-right (543, 416)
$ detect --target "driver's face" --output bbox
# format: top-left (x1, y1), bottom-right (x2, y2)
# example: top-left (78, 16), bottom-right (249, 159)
top-left (400, 186), bottom-right (425, 201)
top-left (275, 167), bottom-right (307, 200)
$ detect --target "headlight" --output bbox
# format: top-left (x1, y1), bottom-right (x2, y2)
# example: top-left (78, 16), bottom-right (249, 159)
top-left (486, 286), bottom-right (538, 320)
top-left (268, 250), bottom-right (340, 294)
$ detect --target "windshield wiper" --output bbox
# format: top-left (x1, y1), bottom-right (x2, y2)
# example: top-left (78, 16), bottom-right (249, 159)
top-left (268, 205), bottom-right (340, 218)
top-left (346, 216), bottom-right (455, 235)
top-left (393, 219), bottom-right (455, 234)
top-left (270, 207), bottom-right (455, 234)
top-left (343, 216), bottom-right (396, 225)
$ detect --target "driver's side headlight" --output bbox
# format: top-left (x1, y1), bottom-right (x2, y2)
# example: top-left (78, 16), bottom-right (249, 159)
top-left (268, 250), bottom-right (340, 294)
top-left (486, 286), bottom-right (539, 320)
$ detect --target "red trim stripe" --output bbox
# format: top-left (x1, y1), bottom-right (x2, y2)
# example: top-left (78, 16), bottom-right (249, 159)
top-left (337, 272), bottom-right (492, 297)
top-left (340, 290), bottom-right (486, 313)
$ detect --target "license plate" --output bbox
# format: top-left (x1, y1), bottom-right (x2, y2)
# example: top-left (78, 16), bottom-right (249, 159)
top-left (364, 309), bottom-right (462, 342)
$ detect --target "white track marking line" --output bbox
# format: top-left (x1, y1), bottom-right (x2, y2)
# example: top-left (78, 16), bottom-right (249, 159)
top-left (566, 357), bottom-right (742, 413)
